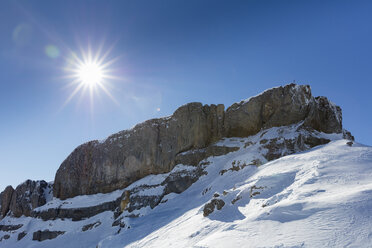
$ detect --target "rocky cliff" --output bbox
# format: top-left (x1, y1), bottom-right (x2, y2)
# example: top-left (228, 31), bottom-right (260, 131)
top-left (52, 84), bottom-right (350, 200)
top-left (0, 180), bottom-right (52, 219)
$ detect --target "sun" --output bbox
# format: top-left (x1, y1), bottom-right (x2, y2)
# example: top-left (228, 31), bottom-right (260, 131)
top-left (77, 62), bottom-right (104, 87)
top-left (63, 46), bottom-right (119, 108)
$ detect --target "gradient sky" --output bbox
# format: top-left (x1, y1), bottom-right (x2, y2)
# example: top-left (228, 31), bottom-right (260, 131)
top-left (1, 0), bottom-right (371, 192)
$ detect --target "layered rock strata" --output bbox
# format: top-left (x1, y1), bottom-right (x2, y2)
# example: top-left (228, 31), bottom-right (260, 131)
top-left (53, 84), bottom-right (350, 200)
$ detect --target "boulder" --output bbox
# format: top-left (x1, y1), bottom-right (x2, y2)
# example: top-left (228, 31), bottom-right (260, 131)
top-left (203, 198), bottom-right (225, 217)
top-left (53, 84), bottom-right (349, 200)
top-left (0, 186), bottom-right (14, 218)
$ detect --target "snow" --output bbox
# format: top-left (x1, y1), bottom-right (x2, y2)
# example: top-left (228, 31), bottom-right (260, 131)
top-left (135, 185), bottom-right (165, 197)
top-left (2, 127), bottom-right (372, 248)
top-left (34, 189), bottom-right (125, 211)
top-left (97, 140), bottom-right (372, 248)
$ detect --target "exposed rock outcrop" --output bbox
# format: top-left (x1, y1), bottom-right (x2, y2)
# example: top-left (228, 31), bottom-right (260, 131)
top-left (0, 224), bottom-right (23, 232)
top-left (32, 230), bottom-right (65, 241)
top-left (203, 198), bottom-right (225, 217)
top-left (224, 84), bottom-right (313, 137)
top-left (9, 180), bottom-right (51, 217)
top-left (174, 146), bottom-right (239, 167)
top-left (0, 186), bottom-right (14, 218)
top-left (0, 234), bottom-right (10, 241)
top-left (54, 103), bottom-right (225, 200)
top-left (53, 84), bottom-right (350, 200)
top-left (118, 165), bottom-right (207, 215)
top-left (17, 232), bottom-right (27, 241)
top-left (304, 96), bottom-right (342, 134)
top-left (31, 198), bottom-right (120, 221)
top-left (82, 221), bottom-right (101, 231)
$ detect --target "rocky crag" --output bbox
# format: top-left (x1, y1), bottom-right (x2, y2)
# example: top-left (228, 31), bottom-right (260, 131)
top-left (0, 83), bottom-right (353, 225)
top-left (53, 84), bottom-right (351, 200)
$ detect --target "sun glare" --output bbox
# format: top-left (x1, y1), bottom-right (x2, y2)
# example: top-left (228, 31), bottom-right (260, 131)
top-left (63, 45), bottom-right (119, 108)
top-left (78, 62), bottom-right (103, 86)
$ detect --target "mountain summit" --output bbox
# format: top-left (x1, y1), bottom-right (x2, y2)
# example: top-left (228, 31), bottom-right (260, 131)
top-left (2, 84), bottom-right (370, 248)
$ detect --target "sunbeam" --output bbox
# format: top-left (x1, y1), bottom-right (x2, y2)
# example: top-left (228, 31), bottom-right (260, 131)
top-left (62, 46), bottom-right (119, 109)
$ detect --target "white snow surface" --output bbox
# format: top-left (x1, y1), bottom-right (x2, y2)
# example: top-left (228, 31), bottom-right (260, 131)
top-left (1, 129), bottom-right (372, 247)
top-left (34, 189), bottom-right (125, 211)
top-left (99, 140), bottom-right (372, 248)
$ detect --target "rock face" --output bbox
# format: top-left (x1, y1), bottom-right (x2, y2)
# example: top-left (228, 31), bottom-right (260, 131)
top-left (117, 164), bottom-right (207, 217)
top-left (31, 198), bottom-right (120, 221)
top-left (224, 84), bottom-right (312, 137)
top-left (54, 103), bottom-right (225, 200)
top-left (9, 180), bottom-right (50, 217)
top-left (54, 84), bottom-right (348, 200)
top-left (0, 186), bottom-right (14, 218)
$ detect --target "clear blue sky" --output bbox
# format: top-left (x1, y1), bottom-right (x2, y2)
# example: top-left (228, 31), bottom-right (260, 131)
top-left (1, 0), bottom-right (371, 192)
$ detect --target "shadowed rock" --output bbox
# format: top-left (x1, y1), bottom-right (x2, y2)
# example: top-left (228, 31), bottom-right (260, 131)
top-left (32, 230), bottom-right (65, 241)
top-left (203, 198), bottom-right (225, 217)
top-left (17, 231), bottom-right (27, 241)
top-left (0, 186), bottom-right (14, 218)
top-left (0, 234), bottom-right (10, 241)
top-left (0, 224), bottom-right (23, 232)
top-left (31, 198), bottom-right (120, 221)
top-left (9, 180), bottom-right (50, 217)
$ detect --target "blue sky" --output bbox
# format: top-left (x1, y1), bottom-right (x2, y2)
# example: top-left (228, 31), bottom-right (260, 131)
top-left (0, 0), bottom-right (371, 191)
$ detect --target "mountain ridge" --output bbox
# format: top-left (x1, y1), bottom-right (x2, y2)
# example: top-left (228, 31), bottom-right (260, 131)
top-left (53, 83), bottom-right (350, 200)
top-left (1, 83), bottom-right (363, 248)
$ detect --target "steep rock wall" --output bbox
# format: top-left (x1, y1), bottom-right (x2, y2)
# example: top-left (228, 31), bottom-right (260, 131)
top-left (52, 84), bottom-right (345, 199)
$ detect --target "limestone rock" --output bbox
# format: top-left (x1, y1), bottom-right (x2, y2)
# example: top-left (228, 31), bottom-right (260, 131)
top-left (0, 185), bottom-right (14, 218)
top-left (9, 180), bottom-right (50, 217)
top-left (304, 96), bottom-right (342, 134)
top-left (54, 103), bottom-right (225, 200)
top-left (203, 198), bottom-right (225, 217)
top-left (163, 167), bottom-right (206, 195)
top-left (115, 165), bottom-right (207, 218)
top-left (32, 230), bottom-right (65, 241)
top-left (31, 198), bottom-right (120, 221)
top-left (225, 84), bottom-right (313, 137)
top-left (53, 84), bottom-right (349, 200)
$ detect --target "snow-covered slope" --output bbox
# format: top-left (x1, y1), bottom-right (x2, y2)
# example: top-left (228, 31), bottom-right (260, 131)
top-left (1, 128), bottom-right (371, 247)
top-left (99, 139), bottom-right (372, 248)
